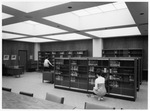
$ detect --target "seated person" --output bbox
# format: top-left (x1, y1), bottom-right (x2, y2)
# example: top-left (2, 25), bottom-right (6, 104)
top-left (43, 57), bottom-right (53, 71)
top-left (87, 69), bottom-right (106, 101)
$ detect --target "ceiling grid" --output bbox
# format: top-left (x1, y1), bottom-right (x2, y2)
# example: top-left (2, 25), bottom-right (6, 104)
top-left (2, 1), bottom-right (148, 43)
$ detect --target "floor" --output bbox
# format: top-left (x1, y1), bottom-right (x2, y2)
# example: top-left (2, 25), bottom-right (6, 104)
top-left (2, 72), bottom-right (148, 109)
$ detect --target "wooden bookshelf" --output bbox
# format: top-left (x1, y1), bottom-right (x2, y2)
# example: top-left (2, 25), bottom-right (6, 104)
top-left (54, 57), bottom-right (138, 101)
top-left (38, 50), bottom-right (88, 70)
top-left (102, 48), bottom-right (143, 90)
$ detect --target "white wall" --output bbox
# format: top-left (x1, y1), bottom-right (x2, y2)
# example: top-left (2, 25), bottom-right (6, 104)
top-left (93, 38), bottom-right (103, 57)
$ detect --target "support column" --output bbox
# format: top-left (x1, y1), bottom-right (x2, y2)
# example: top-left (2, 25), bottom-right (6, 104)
top-left (92, 38), bottom-right (103, 57)
top-left (34, 43), bottom-right (40, 70)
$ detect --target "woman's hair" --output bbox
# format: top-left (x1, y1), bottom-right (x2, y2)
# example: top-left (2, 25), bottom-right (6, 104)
top-left (96, 68), bottom-right (102, 76)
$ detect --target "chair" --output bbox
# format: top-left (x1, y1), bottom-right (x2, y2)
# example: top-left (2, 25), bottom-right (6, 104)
top-left (45, 93), bottom-right (64, 104)
top-left (84, 102), bottom-right (115, 109)
top-left (19, 91), bottom-right (33, 97)
top-left (42, 71), bottom-right (54, 83)
top-left (2, 87), bottom-right (11, 92)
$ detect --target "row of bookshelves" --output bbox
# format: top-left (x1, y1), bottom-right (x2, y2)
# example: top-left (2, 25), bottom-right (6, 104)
top-left (54, 57), bottom-right (139, 101)
top-left (38, 50), bottom-right (88, 69)
top-left (102, 48), bottom-right (143, 57)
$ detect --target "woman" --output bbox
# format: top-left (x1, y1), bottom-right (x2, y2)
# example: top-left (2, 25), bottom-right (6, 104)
top-left (43, 57), bottom-right (53, 71)
top-left (87, 68), bottom-right (106, 101)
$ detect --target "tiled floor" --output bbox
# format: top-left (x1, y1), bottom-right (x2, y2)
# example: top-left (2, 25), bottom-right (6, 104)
top-left (2, 72), bottom-right (148, 109)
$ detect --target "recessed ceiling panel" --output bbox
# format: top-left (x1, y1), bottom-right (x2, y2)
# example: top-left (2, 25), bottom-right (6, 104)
top-left (86, 27), bottom-right (141, 38)
top-left (14, 37), bottom-right (56, 43)
top-left (2, 13), bottom-right (14, 19)
top-left (2, 33), bottom-right (26, 39)
top-left (3, 20), bottom-right (67, 35)
top-left (46, 4), bottom-right (135, 31)
top-left (80, 8), bottom-right (136, 30)
top-left (44, 33), bottom-right (92, 41)
top-left (2, 2), bottom-right (69, 13)
top-left (44, 12), bottom-right (81, 30)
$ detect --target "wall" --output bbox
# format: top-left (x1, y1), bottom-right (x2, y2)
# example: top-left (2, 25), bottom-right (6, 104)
top-left (2, 40), bottom-right (34, 67)
top-left (40, 39), bottom-right (93, 57)
top-left (103, 35), bottom-right (148, 70)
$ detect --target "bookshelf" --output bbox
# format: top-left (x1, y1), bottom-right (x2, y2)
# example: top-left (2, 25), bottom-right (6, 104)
top-left (70, 58), bottom-right (88, 91)
top-left (102, 48), bottom-right (143, 58)
top-left (54, 57), bottom-right (137, 101)
top-left (102, 48), bottom-right (143, 90)
top-left (38, 50), bottom-right (88, 70)
top-left (54, 58), bottom-right (70, 88)
top-left (108, 57), bottom-right (137, 101)
top-left (88, 57), bottom-right (109, 93)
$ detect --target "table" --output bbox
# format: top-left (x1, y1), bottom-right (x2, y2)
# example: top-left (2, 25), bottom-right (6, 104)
top-left (2, 91), bottom-right (76, 109)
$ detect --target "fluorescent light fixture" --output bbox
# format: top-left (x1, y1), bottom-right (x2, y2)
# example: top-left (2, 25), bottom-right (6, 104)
top-left (86, 27), bottom-right (141, 38)
top-left (79, 8), bottom-right (136, 30)
top-left (3, 20), bottom-right (67, 35)
top-left (2, 2), bottom-right (70, 13)
top-left (85, 7), bottom-right (102, 14)
top-left (98, 4), bottom-right (116, 12)
top-left (43, 12), bottom-right (80, 30)
top-left (14, 37), bottom-right (56, 43)
top-left (72, 10), bottom-right (90, 16)
top-left (113, 2), bottom-right (127, 9)
top-left (2, 33), bottom-right (26, 39)
top-left (44, 33), bottom-right (92, 41)
top-left (25, 20), bottom-right (40, 25)
top-left (2, 13), bottom-right (14, 19)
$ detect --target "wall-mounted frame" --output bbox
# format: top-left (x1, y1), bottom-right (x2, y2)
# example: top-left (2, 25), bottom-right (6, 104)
top-left (4, 55), bottom-right (9, 60)
top-left (11, 55), bottom-right (17, 60)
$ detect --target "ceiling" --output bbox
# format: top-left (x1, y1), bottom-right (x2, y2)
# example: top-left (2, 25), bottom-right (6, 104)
top-left (2, 1), bottom-right (148, 43)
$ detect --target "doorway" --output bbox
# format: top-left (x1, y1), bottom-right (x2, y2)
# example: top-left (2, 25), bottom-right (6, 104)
top-left (18, 50), bottom-right (27, 71)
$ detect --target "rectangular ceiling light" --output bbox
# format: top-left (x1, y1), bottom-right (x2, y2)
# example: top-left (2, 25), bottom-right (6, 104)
top-left (85, 7), bottom-right (102, 14)
top-left (2, 13), bottom-right (14, 19)
top-left (86, 27), bottom-right (141, 38)
top-left (44, 33), bottom-right (91, 41)
top-left (2, 2), bottom-right (70, 13)
top-left (2, 33), bottom-right (26, 39)
top-left (113, 2), bottom-right (127, 9)
top-left (3, 20), bottom-right (67, 35)
top-left (98, 4), bottom-right (116, 12)
top-left (72, 10), bottom-right (90, 16)
top-left (14, 37), bottom-right (56, 43)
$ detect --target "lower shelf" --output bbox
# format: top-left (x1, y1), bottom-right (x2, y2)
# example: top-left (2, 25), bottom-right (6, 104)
top-left (54, 84), bottom-right (136, 101)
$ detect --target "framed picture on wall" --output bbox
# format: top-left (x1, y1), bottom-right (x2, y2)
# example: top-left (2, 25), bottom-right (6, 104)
top-left (4, 55), bottom-right (9, 60)
top-left (11, 55), bottom-right (17, 60)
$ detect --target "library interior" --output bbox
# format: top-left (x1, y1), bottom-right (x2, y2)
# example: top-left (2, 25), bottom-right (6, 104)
top-left (2, 1), bottom-right (148, 110)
